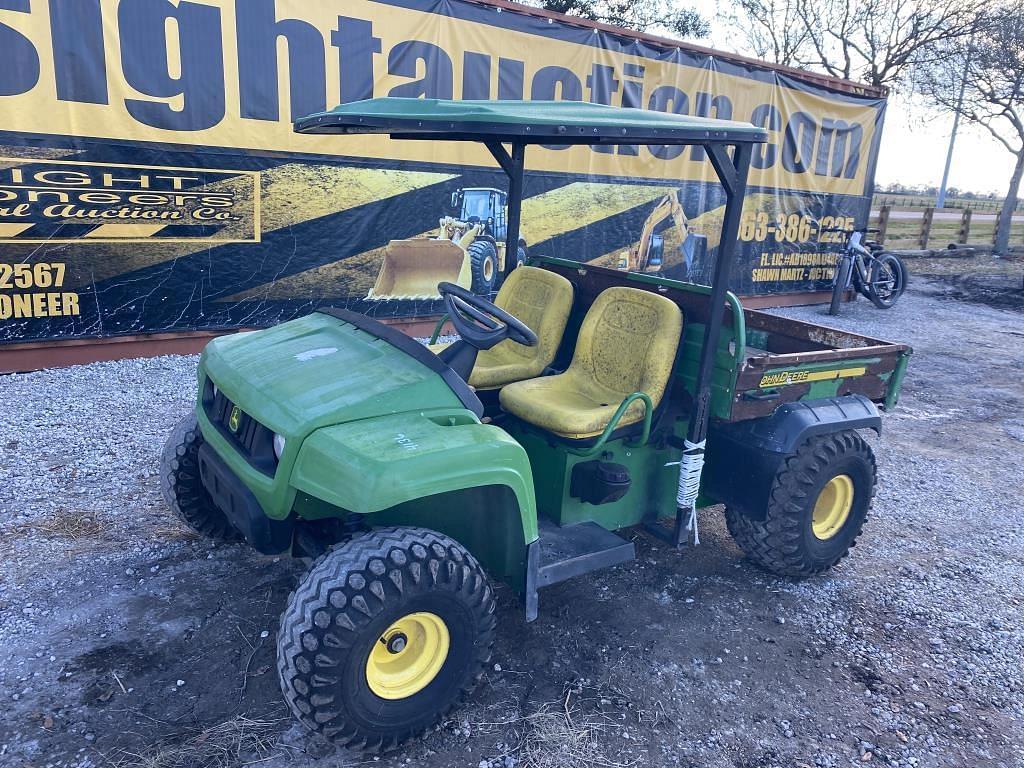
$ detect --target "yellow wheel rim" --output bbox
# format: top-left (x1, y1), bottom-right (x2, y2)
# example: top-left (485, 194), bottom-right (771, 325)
top-left (483, 258), bottom-right (494, 282)
top-left (365, 612), bottom-right (450, 700)
top-left (812, 474), bottom-right (855, 540)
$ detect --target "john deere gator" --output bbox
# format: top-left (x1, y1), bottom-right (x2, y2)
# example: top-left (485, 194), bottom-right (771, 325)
top-left (160, 98), bottom-right (911, 753)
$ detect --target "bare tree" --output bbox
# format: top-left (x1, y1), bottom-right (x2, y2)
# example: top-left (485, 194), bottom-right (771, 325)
top-left (732, 0), bottom-right (981, 88)
top-left (731, 0), bottom-right (812, 67)
top-left (527, 0), bottom-right (710, 39)
top-left (919, 6), bottom-right (1024, 254)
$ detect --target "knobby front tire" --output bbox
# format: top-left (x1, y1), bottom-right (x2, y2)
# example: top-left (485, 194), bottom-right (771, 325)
top-left (277, 526), bottom-right (496, 753)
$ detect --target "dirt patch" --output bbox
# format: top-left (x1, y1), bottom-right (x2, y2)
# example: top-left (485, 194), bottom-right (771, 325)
top-left (924, 272), bottom-right (1024, 312)
top-left (1, 286), bottom-right (1023, 768)
top-left (903, 251), bottom-right (1024, 312)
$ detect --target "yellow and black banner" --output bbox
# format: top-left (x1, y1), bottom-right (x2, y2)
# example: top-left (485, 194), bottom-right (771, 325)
top-left (0, 0), bottom-right (886, 343)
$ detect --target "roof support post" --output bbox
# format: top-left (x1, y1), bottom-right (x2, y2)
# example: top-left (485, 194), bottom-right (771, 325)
top-left (706, 144), bottom-right (741, 198)
top-left (688, 141), bottom-right (752, 446)
top-left (484, 141), bottom-right (514, 176)
top-left (503, 142), bottom-right (526, 278)
top-left (659, 141), bottom-right (752, 549)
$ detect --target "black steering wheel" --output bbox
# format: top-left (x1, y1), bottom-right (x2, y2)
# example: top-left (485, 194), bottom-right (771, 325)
top-left (438, 282), bottom-right (537, 351)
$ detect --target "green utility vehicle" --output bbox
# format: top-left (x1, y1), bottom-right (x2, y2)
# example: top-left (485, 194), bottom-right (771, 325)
top-left (161, 98), bottom-right (911, 752)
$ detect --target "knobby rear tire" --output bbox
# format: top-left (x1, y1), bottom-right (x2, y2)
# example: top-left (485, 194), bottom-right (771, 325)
top-left (725, 431), bottom-right (876, 577)
top-left (867, 252), bottom-right (908, 309)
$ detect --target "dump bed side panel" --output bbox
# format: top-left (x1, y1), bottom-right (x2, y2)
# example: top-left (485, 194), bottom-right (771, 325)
top-left (733, 309), bottom-right (912, 420)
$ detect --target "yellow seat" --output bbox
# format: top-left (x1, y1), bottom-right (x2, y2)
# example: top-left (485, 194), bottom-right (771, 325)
top-left (499, 287), bottom-right (682, 439)
top-left (433, 266), bottom-right (574, 390)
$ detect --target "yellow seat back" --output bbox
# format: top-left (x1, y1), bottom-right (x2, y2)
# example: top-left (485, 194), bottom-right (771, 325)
top-left (568, 286), bottom-right (683, 411)
top-left (498, 286), bottom-right (682, 438)
top-left (469, 266), bottom-right (574, 389)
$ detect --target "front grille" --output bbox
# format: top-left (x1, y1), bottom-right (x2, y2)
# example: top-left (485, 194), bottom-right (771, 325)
top-left (202, 377), bottom-right (277, 476)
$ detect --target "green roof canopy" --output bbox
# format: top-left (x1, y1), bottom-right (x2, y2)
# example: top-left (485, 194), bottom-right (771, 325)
top-left (295, 98), bottom-right (767, 145)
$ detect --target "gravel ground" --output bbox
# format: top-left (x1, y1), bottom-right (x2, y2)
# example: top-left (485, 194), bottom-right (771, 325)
top-left (1, 275), bottom-right (1022, 768)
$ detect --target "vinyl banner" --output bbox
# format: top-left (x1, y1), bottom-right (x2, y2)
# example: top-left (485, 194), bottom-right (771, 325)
top-left (0, 0), bottom-right (886, 344)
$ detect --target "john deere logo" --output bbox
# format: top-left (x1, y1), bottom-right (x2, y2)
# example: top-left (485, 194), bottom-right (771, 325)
top-left (758, 365), bottom-right (869, 388)
top-left (228, 406), bottom-right (242, 433)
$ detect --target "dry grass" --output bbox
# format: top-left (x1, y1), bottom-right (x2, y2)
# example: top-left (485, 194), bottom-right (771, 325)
top-left (507, 707), bottom-right (625, 768)
top-left (17, 508), bottom-right (104, 540)
top-left (476, 683), bottom-right (640, 768)
top-left (14, 510), bottom-right (201, 545)
top-left (870, 209), bottom-right (1024, 250)
top-left (104, 716), bottom-right (286, 768)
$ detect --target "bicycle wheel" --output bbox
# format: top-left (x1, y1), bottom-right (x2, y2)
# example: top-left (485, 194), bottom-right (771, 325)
top-left (866, 253), bottom-right (906, 308)
top-left (829, 255), bottom-right (853, 315)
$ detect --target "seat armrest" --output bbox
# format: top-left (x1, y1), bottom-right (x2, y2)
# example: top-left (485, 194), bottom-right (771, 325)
top-left (566, 391), bottom-right (654, 457)
top-left (429, 313), bottom-right (451, 344)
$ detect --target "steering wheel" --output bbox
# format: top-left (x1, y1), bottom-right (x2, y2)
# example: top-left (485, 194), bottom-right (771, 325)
top-left (438, 282), bottom-right (537, 351)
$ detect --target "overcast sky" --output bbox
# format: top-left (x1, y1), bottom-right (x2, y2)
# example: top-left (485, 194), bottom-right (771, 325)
top-left (874, 95), bottom-right (1011, 195)
top-left (690, 4), bottom-right (1015, 196)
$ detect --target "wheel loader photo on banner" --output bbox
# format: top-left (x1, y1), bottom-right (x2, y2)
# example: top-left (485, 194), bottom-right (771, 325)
top-left (368, 188), bottom-right (526, 300)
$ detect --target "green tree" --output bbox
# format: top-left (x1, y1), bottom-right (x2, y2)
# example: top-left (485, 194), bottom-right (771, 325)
top-left (529, 0), bottom-right (710, 39)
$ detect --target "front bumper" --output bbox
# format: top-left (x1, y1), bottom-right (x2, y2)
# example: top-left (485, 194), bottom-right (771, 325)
top-left (198, 442), bottom-right (294, 554)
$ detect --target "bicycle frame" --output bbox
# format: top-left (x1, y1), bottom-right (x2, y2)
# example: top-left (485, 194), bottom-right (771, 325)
top-left (839, 232), bottom-right (875, 289)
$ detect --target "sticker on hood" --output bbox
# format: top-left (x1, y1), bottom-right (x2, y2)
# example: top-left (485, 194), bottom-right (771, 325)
top-left (294, 347), bottom-right (338, 361)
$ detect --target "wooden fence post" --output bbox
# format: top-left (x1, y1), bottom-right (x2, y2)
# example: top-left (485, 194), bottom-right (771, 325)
top-left (919, 207), bottom-right (934, 249)
top-left (877, 205), bottom-right (890, 244)
top-left (958, 208), bottom-right (972, 244)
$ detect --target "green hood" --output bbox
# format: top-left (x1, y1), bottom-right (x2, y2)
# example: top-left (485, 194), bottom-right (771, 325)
top-left (199, 312), bottom-right (469, 437)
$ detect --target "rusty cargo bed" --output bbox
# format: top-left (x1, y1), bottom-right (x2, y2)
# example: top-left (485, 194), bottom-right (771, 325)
top-left (732, 309), bottom-right (912, 420)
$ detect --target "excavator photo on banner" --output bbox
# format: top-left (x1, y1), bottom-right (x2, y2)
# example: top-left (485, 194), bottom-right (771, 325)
top-left (618, 190), bottom-right (708, 279)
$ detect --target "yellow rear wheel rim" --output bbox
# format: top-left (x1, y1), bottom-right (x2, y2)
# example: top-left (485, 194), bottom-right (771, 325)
top-left (483, 258), bottom-right (494, 282)
top-left (365, 612), bottom-right (450, 700)
top-left (812, 474), bottom-right (854, 540)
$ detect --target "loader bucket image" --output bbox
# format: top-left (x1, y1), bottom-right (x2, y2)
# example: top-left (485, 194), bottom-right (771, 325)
top-left (367, 239), bottom-right (471, 300)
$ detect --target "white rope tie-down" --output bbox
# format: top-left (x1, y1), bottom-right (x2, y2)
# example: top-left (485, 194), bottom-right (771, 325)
top-left (676, 438), bottom-right (706, 545)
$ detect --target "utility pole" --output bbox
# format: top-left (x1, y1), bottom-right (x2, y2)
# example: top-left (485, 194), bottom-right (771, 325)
top-left (937, 40), bottom-right (972, 209)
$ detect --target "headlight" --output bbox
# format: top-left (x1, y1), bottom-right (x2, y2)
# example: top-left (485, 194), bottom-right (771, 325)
top-left (273, 434), bottom-right (286, 460)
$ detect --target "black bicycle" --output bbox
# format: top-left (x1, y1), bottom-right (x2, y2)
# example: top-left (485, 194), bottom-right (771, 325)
top-left (824, 228), bottom-right (908, 315)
